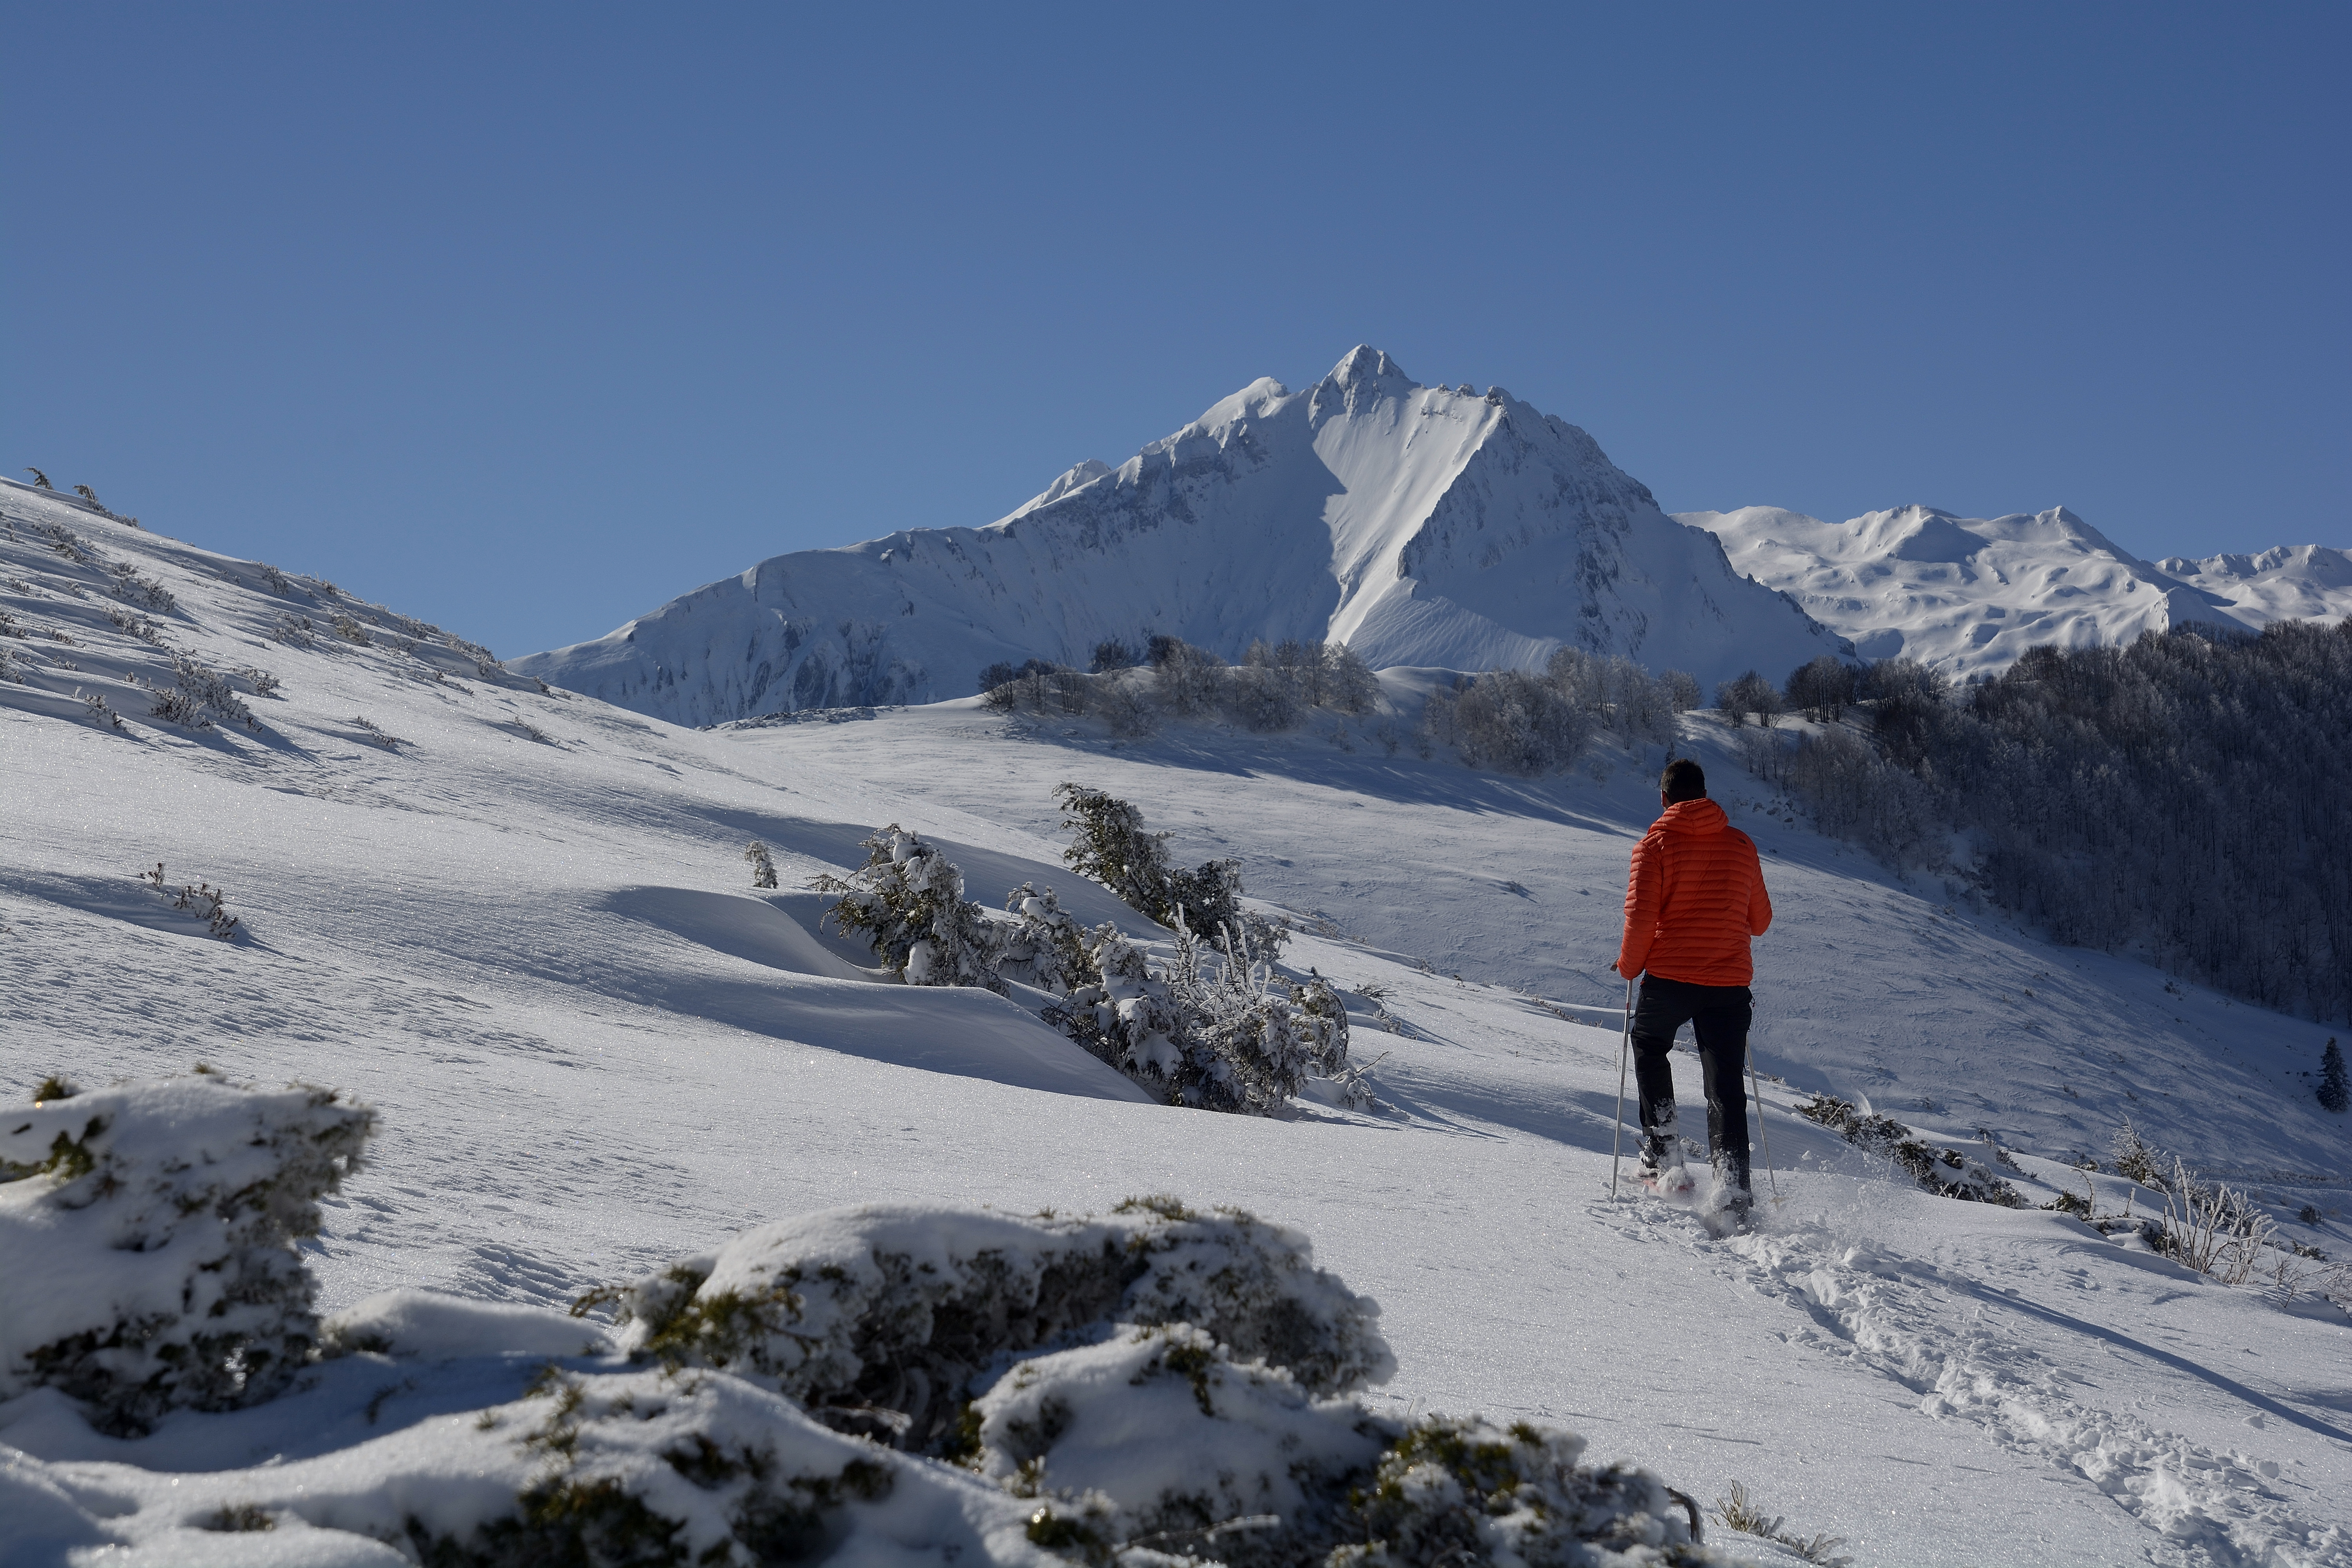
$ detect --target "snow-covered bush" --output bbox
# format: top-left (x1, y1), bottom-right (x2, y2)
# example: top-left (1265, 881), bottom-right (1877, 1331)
top-left (1662, 668), bottom-right (1701, 713)
top-left (570, 1199), bottom-right (1394, 1454)
top-left (401, 1366), bottom-right (917, 1568)
top-left (136, 863), bottom-right (243, 939)
top-left (150, 652), bottom-right (258, 732)
top-left (744, 839), bottom-right (779, 889)
top-left (1054, 781), bottom-right (1275, 948)
top-left (1328, 1416), bottom-right (1723, 1567)
top-left (105, 558), bottom-right (176, 612)
top-left (0, 1070), bottom-right (376, 1434)
top-left (2319, 1037), bottom-right (2347, 1113)
top-left (1148, 637), bottom-right (1230, 717)
top-left (968, 1322), bottom-right (1390, 1565)
top-left (1795, 1096), bottom-right (2023, 1206)
top-left (999, 882), bottom-right (1094, 992)
top-left (1422, 670), bottom-right (1590, 775)
top-left (1056, 924), bottom-right (1349, 1114)
top-left (813, 824), bottom-right (1004, 990)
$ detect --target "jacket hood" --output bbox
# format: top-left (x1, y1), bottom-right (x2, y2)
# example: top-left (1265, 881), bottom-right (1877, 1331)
top-left (1658, 798), bottom-right (1729, 835)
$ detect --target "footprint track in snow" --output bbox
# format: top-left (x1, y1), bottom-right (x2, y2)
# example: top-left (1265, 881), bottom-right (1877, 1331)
top-left (1705, 1218), bottom-right (2348, 1568)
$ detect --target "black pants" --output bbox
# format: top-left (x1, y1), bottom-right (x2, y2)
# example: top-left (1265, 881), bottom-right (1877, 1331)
top-left (1631, 976), bottom-right (1752, 1163)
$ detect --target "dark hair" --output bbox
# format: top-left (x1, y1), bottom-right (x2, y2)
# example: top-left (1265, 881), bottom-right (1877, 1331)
top-left (1661, 758), bottom-right (1706, 803)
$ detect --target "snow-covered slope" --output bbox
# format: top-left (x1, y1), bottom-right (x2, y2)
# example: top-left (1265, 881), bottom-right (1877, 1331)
top-left (1684, 504), bottom-right (2348, 680)
top-left (4, 481), bottom-right (2350, 1566)
top-left (1682, 505), bottom-right (2264, 679)
top-left (517, 349), bottom-right (1851, 725)
top-left (2155, 544), bottom-right (2352, 629)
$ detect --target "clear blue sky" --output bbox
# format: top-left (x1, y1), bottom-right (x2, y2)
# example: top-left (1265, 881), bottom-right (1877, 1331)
top-left (6, 3), bottom-right (2345, 658)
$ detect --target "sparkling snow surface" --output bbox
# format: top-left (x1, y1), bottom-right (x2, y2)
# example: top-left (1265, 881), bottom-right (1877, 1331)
top-left (516, 348), bottom-right (1851, 726)
top-left (2, 483), bottom-right (2348, 1566)
top-left (1685, 505), bottom-right (2350, 680)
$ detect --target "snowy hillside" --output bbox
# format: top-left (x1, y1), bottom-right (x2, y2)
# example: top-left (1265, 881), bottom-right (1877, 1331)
top-left (517, 349), bottom-right (1850, 725)
top-left (2154, 545), bottom-right (2352, 630)
top-left (1683, 505), bottom-right (2348, 680)
top-left (3, 479), bottom-right (2350, 1567)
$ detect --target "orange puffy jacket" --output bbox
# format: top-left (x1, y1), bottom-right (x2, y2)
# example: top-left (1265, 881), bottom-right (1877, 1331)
top-left (1615, 798), bottom-right (1772, 986)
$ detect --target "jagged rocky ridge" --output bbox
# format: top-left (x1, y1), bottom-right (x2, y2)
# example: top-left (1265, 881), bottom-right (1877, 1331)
top-left (517, 348), bottom-right (1852, 725)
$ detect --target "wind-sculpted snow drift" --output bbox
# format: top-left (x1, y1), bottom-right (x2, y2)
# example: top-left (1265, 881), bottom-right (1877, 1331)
top-left (1685, 505), bottom-right (2351, 680)
top-left (518, 348), bottom-right (1852, 724)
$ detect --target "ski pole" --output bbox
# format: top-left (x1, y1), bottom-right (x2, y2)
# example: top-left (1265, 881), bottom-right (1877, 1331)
top-left (1746, 1040), bottom-right (1780, 1207)
top-left (1610, 974), bottom-right (1632, 1199)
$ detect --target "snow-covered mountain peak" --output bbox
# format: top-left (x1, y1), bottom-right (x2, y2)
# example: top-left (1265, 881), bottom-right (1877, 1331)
top-left (998, 459), bottom-right (1115, 524)
top-left (520, 353), bottom-right (1848, 725)
top-left (1685, 502), bottom-right (2348, 676)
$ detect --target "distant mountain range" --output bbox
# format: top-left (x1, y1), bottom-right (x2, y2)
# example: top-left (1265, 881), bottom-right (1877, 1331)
top-left (517, 348), bottom-right (1851, 726)
top-left (516, 349), bottom-right (2349, 722)
top-left (1682, 506), bottom-right (2352, 679)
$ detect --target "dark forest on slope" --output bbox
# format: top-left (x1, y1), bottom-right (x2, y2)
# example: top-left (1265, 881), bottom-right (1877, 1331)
top-left (1758, 621), bottom-right (2352, 1023)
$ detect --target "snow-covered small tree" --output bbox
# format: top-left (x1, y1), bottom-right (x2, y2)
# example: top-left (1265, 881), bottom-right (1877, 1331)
top-left (2321, 1038), bottom-right (2348, 1114)
top-left (1057, 922), bottom-right (1347, 1114)
top-left (0, 1070), bottom-right (376, 1435)
top-left (1662, 667), bottom-right (1701, 713)
top-left (998, 882), bottom-right (1093, 993)
top-left (811, 826), bottom-right (1003, 991)
top-left (1054, 782), bottom-right (1277, 946)
top-left (743, 840), bottom-right (778, 889)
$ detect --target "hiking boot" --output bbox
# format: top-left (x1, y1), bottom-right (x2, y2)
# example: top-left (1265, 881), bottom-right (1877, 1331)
top-left (1714, 1150), bottom-right (1754, 1218)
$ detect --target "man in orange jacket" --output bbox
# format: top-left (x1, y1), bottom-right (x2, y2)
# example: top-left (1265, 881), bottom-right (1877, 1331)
top-left (1613, 757), bottom-right (1772, 1215)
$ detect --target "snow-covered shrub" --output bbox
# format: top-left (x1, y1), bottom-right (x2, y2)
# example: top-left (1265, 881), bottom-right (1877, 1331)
top-left (744, 839), bottom-right (779, 889)
top-left (967, 1323), bottom-right (1390, 1566)
top-left (2319, 1037), bottom-right (2347, 1113)
top-left (1148, 638), bottom-right (1230, 717)
top-left (270, 612), bottom-right (315, 648)
top-left (137, 863), bottom-right (243, 939)
top-left (1795, 1096), bottom-right (2024, 1206)
top-left (999, 882), bottom-right (1094, 993)
top-left (331, 612), bottom-right (372, 646)
top-left (570, 1199), bottom-right (1394, 1454)
top-left (1713, 1480), bottom-right (1853, 1566)
top-left (236, 665), bottom-right (280, 697)
top-left (401, 1366), bottom-right (911, 1568)
top-left (1662, 668), bottom-right (1701, 713)
top-left (2110, 1118), bottom-right (2165, 1188)
top-left (152, 653), bottom-right (257, 732)
top-left (1053, 782), bottom-right (1275, 947)
top-left (1092, 673), bottom-right (1158, 738)
top-left (77, 688), bottom-right (125, 730)
top-left (813, 824), bottom-right (1004, 990)
top-left (0, 1071), bottom-right (376, 1434)
top-left (256, 562), bottom-right (296, 597)
top-left (1232, 663), bottom-right (1308, 738)
top-left (1422, 670), bottom-right (1590, 775)
top-left (1089, 639), bottom-right (1138, 673)
top-left (105, 558), bottom-right (176, 612)
top-left (1327, 1416), bottom-right (1722, 1567)
top-left (2154, 1157), bottom-right (2278, 1287)
top-left (1057, 924), bottom-right (1347, 1114)
top-left (105, 604), bottom-right (167, 644)
top-left (354, 714), bottom-right (404, 750)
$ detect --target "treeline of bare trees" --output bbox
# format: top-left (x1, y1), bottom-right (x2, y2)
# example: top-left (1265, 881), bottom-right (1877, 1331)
top-left (1757, 623), bottom-right (2352, 1023)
